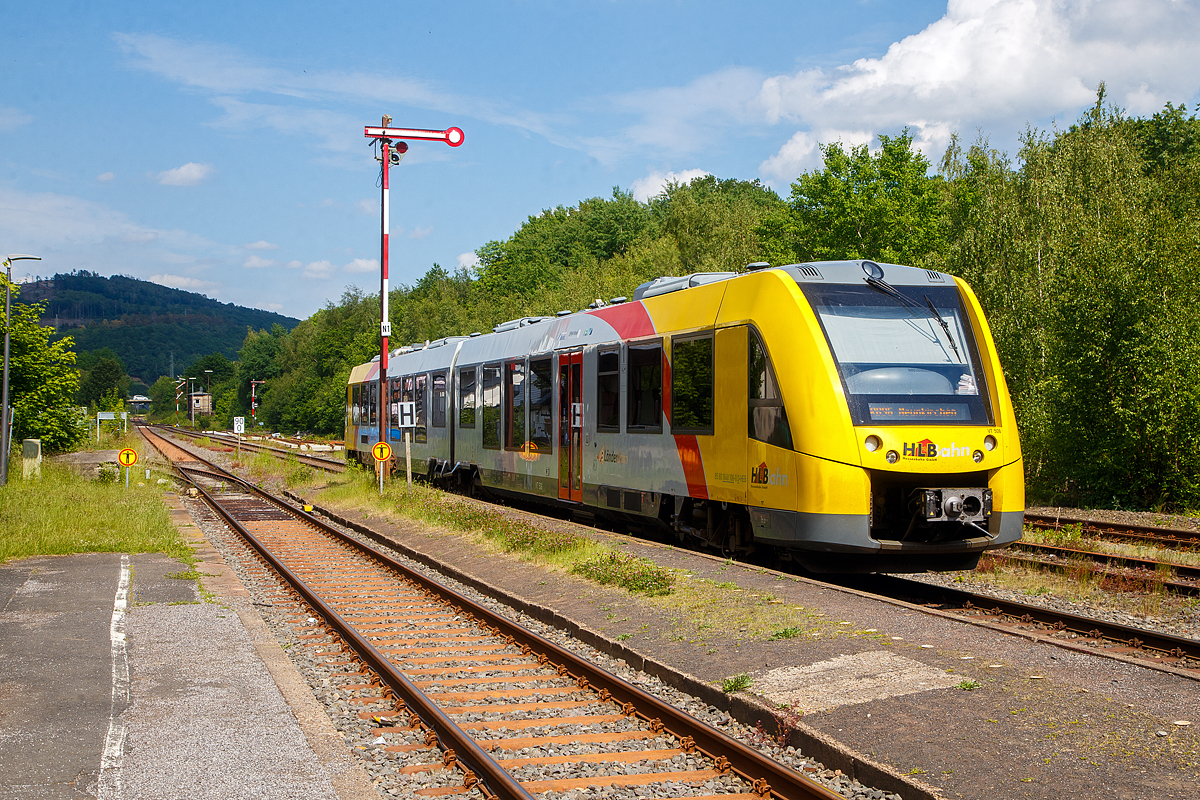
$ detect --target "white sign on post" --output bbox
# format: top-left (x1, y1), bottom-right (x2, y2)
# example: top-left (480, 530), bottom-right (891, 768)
top-left (233, 417), bottom-right (245, 434)
top-left (397, 402), bottom-right (416, 428)
top-left (396, 401), bottom-right (416, 488)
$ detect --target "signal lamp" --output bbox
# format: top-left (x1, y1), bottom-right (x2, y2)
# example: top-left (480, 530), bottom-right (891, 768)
top-left (972, 450), bottom-right (984, 463)
top-left (983, 435), bottom-right (996, 451)
top-left (864, 435), bottom-right (881, 452)
top-left (885, 450), bottom-right (899, 464)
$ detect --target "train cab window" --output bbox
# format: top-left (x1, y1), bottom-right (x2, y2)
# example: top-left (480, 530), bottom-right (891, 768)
top-left (671, 335), bottom-right (714, 434)
top-left (482, 364), bottom-right (502, 449)
top-left (415, 374), bottom-right (428, 443)
top-left (596, 349), bottom-right (620, 431)
top-left (504, 361), bottom-right (526, 450)
top-left (459, 367), bottom-right (476, 428)
top-left (627, 343), bottom-right (662, 433)
top-left (749, 330), bottom-right (793, 449)
top-left (431, 372), bottom-right (447, 428)
top-left (351, 385), bottom-right (360, 425)
top-left (529, 357), bottom-right (553, 454)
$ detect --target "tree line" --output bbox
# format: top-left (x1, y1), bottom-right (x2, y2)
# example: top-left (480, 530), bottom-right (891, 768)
top-left (7, 90), bottom-right (1198, 510)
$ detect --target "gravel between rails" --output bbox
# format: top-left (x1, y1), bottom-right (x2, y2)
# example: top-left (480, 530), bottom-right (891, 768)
top-left (180, 491), bottom-right (901, 800)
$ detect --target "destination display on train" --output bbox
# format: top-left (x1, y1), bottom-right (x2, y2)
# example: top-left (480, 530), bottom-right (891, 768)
top-left (868, 403), bottom-right (970, 421)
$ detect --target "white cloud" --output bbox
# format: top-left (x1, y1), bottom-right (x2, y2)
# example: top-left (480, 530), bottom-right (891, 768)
top-left (149, 273), bottom-right (218, 291)
top-left (97, 172), bottom-right (115, 183)
top-left (245, 240), bottom-right (278, 250)
top-left (357, 199), bottom-right (376, 215)
top-left (630, 169), bottom-right (711, 202)
top-left (261, 302), bottom-right (284, 311)
top-left (344, 258), bottom-right (379, 274)
top-left (301, 260), bottom-right (335, 279)
top-left (752, 0), bottom-right (1200, 178)
top-left (243, 255), bottom-right (277, 269)
top-left (759, 129), bottom-right (874, 181)
top-left (156, 162), bottom-right (213, 186)
top-left (0, 106), bottom-right (32, 131)
top-left (285, 260), bottom-right (304, 269)
top-left (114, 32), bottom-right (561, 151)
top-left (408, 226), bottom-right (432, 240)
top-left (456, 252), bottom-right (480, 271)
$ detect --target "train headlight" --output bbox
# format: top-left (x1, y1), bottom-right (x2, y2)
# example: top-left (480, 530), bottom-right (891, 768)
top-left (864, 435), bottom-right (881, 452)
top-left (972, 450), bottom-right (984, 463)
top-left (886, 450), bottom-right (899, 464)
top-left (984, 435), bottom-right (997, 451)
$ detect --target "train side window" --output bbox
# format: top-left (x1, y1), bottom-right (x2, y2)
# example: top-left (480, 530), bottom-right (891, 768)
top-left (351, 385), bottom-right (360, 425)
top-left (596, 349), bottom-right (620, 431)
top-left (529, 357), bottom-right (553, 454)
top-left (431, 372), bottom-right (447, 428)
top-left (415, 374), bottom-right (428, 444)
top-left (749, 329), bottom-right (793, 449)
top-left (627, 342), bottom-right (662, 433)
top-left (459, 367), bottom-right (476, 428)
top-left (504, 361), bottom-right (526, 450)
top-left (389, 378), bottom-right (402, 429)
top-left (671, 335), bottom-right (714, 434)
top-left (482, 364), bottom-right (502, 449)
top-left (367, 381), bottom-right (377, 426)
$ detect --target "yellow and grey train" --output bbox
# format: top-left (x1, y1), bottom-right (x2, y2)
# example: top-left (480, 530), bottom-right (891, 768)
top-left (346, 260), bottom-right (1024, 572)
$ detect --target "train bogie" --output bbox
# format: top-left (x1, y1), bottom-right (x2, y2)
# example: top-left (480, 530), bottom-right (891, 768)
top-left (346, 260), bottom-right (1024, 572)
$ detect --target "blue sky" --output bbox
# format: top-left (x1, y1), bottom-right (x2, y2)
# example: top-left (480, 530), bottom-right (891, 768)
top-left (3, 1), bottom-right (1198, 319)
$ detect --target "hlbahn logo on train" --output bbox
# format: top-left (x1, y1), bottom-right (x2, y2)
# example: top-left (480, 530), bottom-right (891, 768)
top-left (750, 462), bottom-right (788, 487)
top-left (902, 439), bottom-right (973, 460)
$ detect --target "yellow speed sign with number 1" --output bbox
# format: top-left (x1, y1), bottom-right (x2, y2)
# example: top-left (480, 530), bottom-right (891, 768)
top-left (372, 442), bottom-right (392, 462)
top-left (118, 448), bottom-right (138, 467)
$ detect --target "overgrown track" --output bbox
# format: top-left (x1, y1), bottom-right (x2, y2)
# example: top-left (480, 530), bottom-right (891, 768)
top-left (1000, 541), bottom-right (1200, 596)
top-left (1025, 512), bottom-right (1200, 550)
top-left (141, 427), bottom-right (842, 800)
top-left (838, 574), bottom-right (1200, 677)
top-left (151, 424), bottom-right (346, 473)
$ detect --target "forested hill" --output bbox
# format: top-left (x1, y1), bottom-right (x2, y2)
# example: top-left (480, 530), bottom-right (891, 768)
top-left (22, 272), bottom-right (298, 383)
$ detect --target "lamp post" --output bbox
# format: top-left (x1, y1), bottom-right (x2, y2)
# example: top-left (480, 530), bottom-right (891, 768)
top-left (2, 253), bottom-right (41, 487)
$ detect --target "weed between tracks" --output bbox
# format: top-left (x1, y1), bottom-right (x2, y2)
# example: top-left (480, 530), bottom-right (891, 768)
top-left (0, 462), bottom-right (190, 563)
top-left (313, 464), bottom-right (676, 596)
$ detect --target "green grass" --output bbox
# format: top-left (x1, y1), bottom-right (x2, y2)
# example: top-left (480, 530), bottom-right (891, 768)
top-left (722, 673), bottom-right (753, 693)
top-left (0, 463), bottom-right (191, 563)
top-left (769, 626), bottom-right (806, 640)
top-left (956, 679), bottom-right (983, 690)
top-left (569, 551), bottom-right (676, 596)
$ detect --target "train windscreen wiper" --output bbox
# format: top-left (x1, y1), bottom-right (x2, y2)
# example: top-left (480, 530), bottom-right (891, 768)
top-left (863, 275), bottom-right (963, 363)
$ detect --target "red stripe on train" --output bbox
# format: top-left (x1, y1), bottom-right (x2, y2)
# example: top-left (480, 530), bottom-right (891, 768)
top-left (586, 302), bottom-right (656, 340)
top-left (673, 434), bottom-right (708, 499)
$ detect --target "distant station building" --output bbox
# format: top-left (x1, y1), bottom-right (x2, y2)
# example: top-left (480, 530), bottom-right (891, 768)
top-left (129, 394), bottom-right (151, 412)
top-left (189, 392), bottom-right (213, 415)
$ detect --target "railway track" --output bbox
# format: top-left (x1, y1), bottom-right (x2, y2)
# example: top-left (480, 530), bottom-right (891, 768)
top-left (139, 426), bottom-right (844, 800)
top-left (1025, 512), bottom-right (1200, 550)
top-left (999, 541), bottom-right (1200, 596)
top-left (839, 573), bottom-right (1200, 677)
top-left (152, 424), bottom-right (346, 473)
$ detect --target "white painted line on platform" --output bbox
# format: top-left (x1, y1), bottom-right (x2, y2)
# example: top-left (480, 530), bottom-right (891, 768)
top-left (97, 555), bottom-right (130, 800)
top-left (754, 650), bottom-right (960, 713)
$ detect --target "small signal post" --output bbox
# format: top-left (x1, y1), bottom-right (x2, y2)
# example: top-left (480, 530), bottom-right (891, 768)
top-left (364, 117), bottom-right (463, 481)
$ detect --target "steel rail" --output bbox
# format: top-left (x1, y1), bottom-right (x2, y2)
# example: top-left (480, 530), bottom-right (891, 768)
top-left (154, 424), bottom-right (345, 472)
top-left (171, 462), bottom-right (842, 800)
top-left (1004, 542), bottom-right (1200, 595)
top-left (179, 464), bottom-right (534, 800)
top-left (1025, 512), bottom-right (1200, 549)
top-left (858, 574), bottom-right (1200, 666)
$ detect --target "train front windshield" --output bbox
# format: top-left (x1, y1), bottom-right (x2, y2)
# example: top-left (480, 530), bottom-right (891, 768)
top-left (801, 282), bottom-right (994, 425)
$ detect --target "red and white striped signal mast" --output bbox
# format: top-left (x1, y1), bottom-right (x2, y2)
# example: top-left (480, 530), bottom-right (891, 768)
top-left (363, 117), bottom-right (464, 466)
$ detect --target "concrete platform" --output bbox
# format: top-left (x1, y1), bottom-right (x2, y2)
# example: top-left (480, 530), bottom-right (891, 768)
top-left (0, 493), bottom-right (377, 800)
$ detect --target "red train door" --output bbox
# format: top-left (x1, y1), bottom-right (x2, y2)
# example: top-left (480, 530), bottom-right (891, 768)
top-left (558, 350), bottom-right (583, 502)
